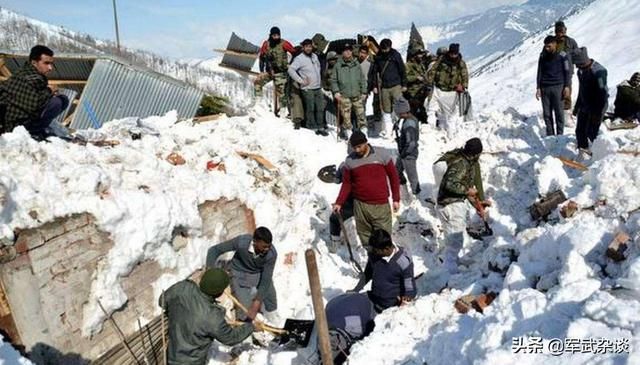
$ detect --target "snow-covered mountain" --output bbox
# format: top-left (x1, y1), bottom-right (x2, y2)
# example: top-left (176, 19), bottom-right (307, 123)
top-left (0, 7), bottom-right (256, 113)
top-left (367, 0), bottom-right (594, 70)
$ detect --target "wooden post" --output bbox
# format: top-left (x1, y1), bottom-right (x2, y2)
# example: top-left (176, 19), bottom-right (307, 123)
top-left (305, 249), bottom-right (334, 365)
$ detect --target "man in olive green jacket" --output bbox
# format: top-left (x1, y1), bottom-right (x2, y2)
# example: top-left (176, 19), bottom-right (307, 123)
top-left (330, 43), bottom-right (367, 139)
top-left (159, 269), bottom-right (257, 365)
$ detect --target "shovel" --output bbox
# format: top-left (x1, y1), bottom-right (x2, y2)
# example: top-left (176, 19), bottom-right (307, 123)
top-left (468, 197), bottom-right (493, 239)
top-left (225, 291), bottom-right (314, 348)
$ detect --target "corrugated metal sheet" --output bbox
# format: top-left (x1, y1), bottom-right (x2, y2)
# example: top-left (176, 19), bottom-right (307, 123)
top-left (71, 58), bottom-right (203, 129)
top-left (0, 53), bottom-right (96, 81)
top-left (220, 32), bottom-right (259, 72)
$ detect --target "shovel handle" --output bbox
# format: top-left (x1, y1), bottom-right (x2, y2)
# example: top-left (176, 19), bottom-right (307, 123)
top-left (224, 289), bottom-right (287, 335)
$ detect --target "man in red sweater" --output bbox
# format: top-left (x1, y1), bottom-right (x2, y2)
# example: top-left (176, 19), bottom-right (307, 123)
top-left (332, 131), bottom-right (401, 248)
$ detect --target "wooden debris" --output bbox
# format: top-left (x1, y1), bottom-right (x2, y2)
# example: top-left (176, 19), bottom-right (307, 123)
top-left (606, 121), bottom-right (638, 131)
top-left (236, 151), bottom-right (277, 171)
top-left (206, 161), bottom-right (226, 173)
top-left (555, 156), bottom-right (588, 171)
top-left (166, 152), bottom-right (186, 166)
top-left (193, 114), bottom-right (223, 123)
top-left (455, 292), bottom-right (498, 314)
top-left (607, 232), bottom-right (631, 262)
top-left (560, 200), bottom-right (579, 218)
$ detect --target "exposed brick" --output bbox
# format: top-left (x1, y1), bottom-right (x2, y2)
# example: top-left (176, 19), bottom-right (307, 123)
top-left (14, 230), bottom-right (44, 253)
top-left (472, 292), bottom-right (497, 313)
top-left (39, 220), bottom-right (66, 242)
top-left (454, 295), bottom-right (474, 314)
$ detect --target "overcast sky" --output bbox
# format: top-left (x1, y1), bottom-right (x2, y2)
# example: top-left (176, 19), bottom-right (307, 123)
top-left (0, 0), bottom-right (526, 59)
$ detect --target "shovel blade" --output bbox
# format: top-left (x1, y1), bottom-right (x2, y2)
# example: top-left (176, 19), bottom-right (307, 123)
top-left (277, 319), bottom-right (315, 349)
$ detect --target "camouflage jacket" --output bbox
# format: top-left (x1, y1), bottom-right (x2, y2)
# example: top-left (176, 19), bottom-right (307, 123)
top-left (0, 62), bottom-right (52, 133)
top-left (405, 60), bottom-right (429, 97)
top-left (427, 55), bottom-right (469, 92)
top-left (436, 148), bottom-right (484, 205)
top-left (330, 57), bottom-right (366, 98)
top-left (259, 39), bottom-right (295, 74)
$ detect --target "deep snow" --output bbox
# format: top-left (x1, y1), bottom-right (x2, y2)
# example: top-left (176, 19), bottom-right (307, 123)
top-left (1, 0), bottom-right (639, 364)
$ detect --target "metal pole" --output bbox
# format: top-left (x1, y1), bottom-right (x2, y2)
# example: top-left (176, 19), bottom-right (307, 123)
top-left (305, 249), bottom-right (334, 365)
top-left (112, 0), bottom-right (121, 54)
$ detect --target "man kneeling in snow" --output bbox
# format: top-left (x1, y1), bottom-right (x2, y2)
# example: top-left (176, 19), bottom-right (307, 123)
top-left (351, 229), bottom-right (416, 312)
top-left (159, 269), bottom-right (261, 365)
top-left (613, 72), bottom-right (640, 122)
top-left (435, 138), bottom-right (490, 274)
top-left (206, 227), bottom-right (278, 324)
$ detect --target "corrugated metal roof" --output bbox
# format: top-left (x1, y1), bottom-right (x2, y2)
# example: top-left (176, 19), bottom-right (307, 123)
top-left (71, 58), bottom-right (203, 129)
top-left (220, 32), bottom-right (259, 72)
top-left (0, 52), bottom-right (97, 80)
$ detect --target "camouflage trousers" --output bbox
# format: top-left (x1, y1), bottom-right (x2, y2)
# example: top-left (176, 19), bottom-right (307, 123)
top-left (254, 72), bottom-right (288, 107)
top-left (338, 96), bottom-right (366, 130)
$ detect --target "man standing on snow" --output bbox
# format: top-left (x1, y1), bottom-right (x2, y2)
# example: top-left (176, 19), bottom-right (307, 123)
top-left (427, 43), bottom-right (469, 139)
top-left (393, 97), bottom-right (421, 196)
top-left (322, 51), bottom-right (340, 128)
top-left (405, 47), bottom-right (430, 124)
top-left (206, 227), bottom-right (278, 323)
top-left (536, 35), bottom-right (571, 136)
top-left (554, 21), bottom-right (579, 112)
top-left (351, 229), bottom-right (416, 311)
top-left (159, 268), bottom-right (260, 365)
top-left (436, 138), bottom-right (490, 274)
top-left (330, 43), bottom-right (368, 139)
top-left (0, 45), bottom-right (69, 140)
top-left (369, 39), bottom-right (407, 138)
top-left (613, 72), bottom-right (640, 122)
top-left (289, 39), bottom-right (328, 136)
top-left (255, 26), bottom-right (296, 110)
top-left (572, 47), bottom-right (608, 159)
top-left (332, 131), bottom-right (400, 248)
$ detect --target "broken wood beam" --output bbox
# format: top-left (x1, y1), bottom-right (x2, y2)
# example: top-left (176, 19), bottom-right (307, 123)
top-left (236, 151), bottom-right (277, 171)
top-left (555, 156), bottom-right (588, 171)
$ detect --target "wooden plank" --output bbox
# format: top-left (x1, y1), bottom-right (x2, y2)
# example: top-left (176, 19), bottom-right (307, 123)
top-left (213, 48), bottom-right (258, 59)
top-left (236, 151), bottom-right (277, 171)
top-left (48, 80), bottom-right (88, 85)
top-left (0, 278), bottom-right (22, 347)
top-left (555, 156), bottom-right (588, 171)
top-left (193, 114), bottom-right (223, 123)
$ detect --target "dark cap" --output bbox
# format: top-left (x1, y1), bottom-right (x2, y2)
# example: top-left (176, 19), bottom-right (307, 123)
top-left (270, 26), bottom-right (281, 36)
top-left (199, 268), bottom-right (230, 298)
top-left (380, 38), bottom-right (392, 49)
top-left (343, 43), bottom-right (353, 51)
top-left (630, 72), bottom-right (640, 87)
top-left (463, 138), bottom-right (483, 156)
top-left (572, 47), bottom-right (590, 66)
top-left (555, 21), bottom-right (566, 30)
top-left (543, 35), bottom-right (557, 45)
top-left (449, 43), bottom-right (460, 54)
top-left (349, 130), bottom-right (367, 147)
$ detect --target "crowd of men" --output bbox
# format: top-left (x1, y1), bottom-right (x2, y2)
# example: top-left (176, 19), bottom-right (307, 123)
top-left (0, 20), bottom-right (639, 365)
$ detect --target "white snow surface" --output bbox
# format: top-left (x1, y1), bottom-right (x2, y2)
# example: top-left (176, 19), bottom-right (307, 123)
top-left (1, 0), bottom-right (640, 364)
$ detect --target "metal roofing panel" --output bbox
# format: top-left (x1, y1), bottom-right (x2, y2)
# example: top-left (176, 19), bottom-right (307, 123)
top-left (71, 58), bottom-right (203, 130)
top-left (226, 32), bottom-right (260, 54)
top-left (0, 53), bottom-right (96, 80)
top-left (220, 33), bottom-right (259, 72)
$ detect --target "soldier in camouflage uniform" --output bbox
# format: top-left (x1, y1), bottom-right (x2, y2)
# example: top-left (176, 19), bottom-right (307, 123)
top-left (554, 21), bottom-right (579, 112)
top-left (427, 43), bottom-right (469, 139)
top-left (255, 27), bottom-right (296, 110)
top-left (404, 48), bottom-right (430, 124)
top-left (330, 43), bottom-right (367, 138)
top-left (435, 138), bottom-right (490, 274)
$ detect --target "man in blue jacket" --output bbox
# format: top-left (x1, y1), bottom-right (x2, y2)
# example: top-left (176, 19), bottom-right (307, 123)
top-left (393, 97), bottom-right (421, 195)
top-left (351, 229), bottom-right (416, 312)
top-left (206, 227), bottom-right (278, 322)
top-left (572, 47), bottom-right (608, 158)
top-left (536, 35), bottom-right (571, 136)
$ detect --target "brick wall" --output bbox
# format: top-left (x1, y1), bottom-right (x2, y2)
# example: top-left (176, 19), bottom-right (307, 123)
top-left (0, 198), bottom-right (254, 363)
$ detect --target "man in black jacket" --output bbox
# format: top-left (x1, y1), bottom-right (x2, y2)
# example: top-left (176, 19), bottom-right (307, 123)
top-left (369, 38), bottom-right (406, 138)
top-left (613, 72), bottom-right (640, 121)
top-left (0, 45), bottom-right (69, 139)
top-left (572, 47), bottom-right (608, 158)
top-left (536, 36), bottom-right (571, 136)
top-left (555, 21), bottom-right (579, 111)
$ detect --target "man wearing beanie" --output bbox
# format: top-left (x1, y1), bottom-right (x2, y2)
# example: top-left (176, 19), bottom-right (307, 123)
top-left (255, 26), bottom-right (296, 113)
top-left (393, 97), bottom-right (421, 195)
top-left (369, 38), bottom-right (407, 138)
top-left (613, 72), bottom-right (640, 122)
top-left (434, 137), bottom-right (489, 274)
top-left (333, 130), bottom-right (401, 247)
top-left (572, 47), bottom-right (608, 159)
top-left (427, 43), bottom-right (469, 139)
top-left (206, 227), bottom-right (278, 323)
top-left (159, 268), bottom-right (257, 364)
top-left (536, 35), bottom-right (571, 136)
